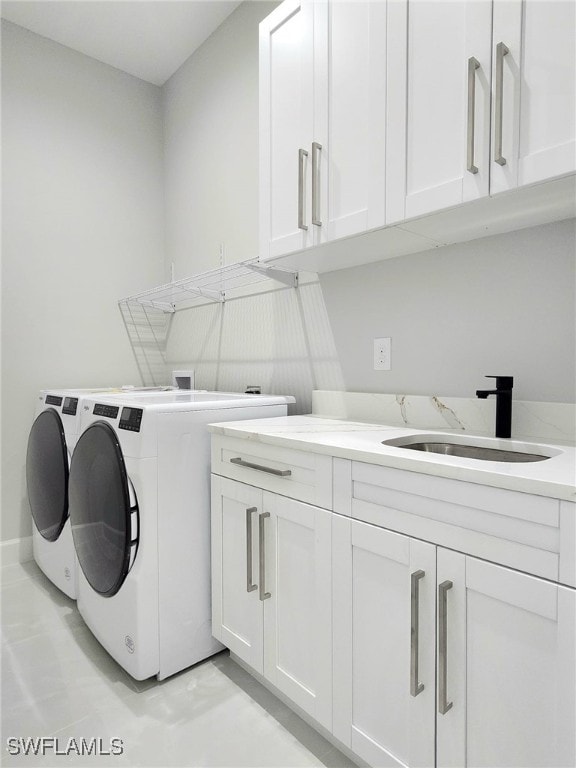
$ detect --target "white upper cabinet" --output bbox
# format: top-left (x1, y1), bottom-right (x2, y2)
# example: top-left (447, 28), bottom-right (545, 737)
top-left (260, 0), bottom-right (388, 259)
top-left (387, 0), bottom-right (576, 222)
top-left (260, 0), bottom-right (575, 268)
top-left (324, 1), bottom-right (387, 240)
top-left (386, 0), bottom-right (493, 222)
top-left (490, 0), bottom-right (576, 194)
top-left (259, 0), bottom-right (325, 259)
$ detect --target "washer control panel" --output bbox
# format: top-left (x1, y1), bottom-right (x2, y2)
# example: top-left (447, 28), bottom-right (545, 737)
top-left (93, 403), bottom-right (119, 419)
top-left (119, 407), bottom-right (143, 432)
top-left (62, 397), bottom-right (78, 416)
top-left (45, 394), bottom-right (63, 406)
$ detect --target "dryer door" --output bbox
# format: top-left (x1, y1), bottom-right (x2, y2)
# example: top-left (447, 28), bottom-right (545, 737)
top-left (69, 421), bottom-right (138, 597)
top-left (26, 408), bottom-right (69, 541)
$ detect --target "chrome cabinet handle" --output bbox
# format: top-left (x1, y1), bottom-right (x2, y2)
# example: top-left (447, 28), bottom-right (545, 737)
top-left (438, 580), bottom-right (454, 715)
top-left (410, 569), bottom-right (425, 697)
top-left (494, 41), bottom-right (509, 166)
top-left (230, 457), bottom-right (291, 477)
top-left (258, 512), bottom-right (271, 601)
top-left (466, 57), bottom-right (480, 174)
top-left (298, 148), bottom-right (308, 230)
top-left (312, 141), bottom-right (322, 226)
top-left (245, 507), bottom-right (257, 593)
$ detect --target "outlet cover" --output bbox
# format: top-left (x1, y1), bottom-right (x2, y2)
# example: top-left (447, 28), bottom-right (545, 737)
top-left (374, 337), bottom-right (391, 371)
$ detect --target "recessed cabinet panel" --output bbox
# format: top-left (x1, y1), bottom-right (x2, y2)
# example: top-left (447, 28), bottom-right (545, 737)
top-left (263, 492), bottom-right (332, 730)
top-left (326, 1), bottom-right (387, 239)
top-left (437, 550), bottom-right (576, 768)
top-left (387, 0), bottom-right (492, 221)
top-left (333, 516), bottom-right (436, 768)
top-left (491, 0), bottom-right (576, 194)
top-left (260, 0), bottom-right (316, 258)
top-left (211, 476), bottom-right (264, 673)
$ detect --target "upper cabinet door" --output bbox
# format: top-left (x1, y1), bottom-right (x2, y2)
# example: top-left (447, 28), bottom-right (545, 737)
top-left (490, 0), bottom-right (576, 194)
top-left (386, 0), bottom-right (492, 222)
top-left (323, 1), bottom-right (387, 240)
top-left (260, 1), bottom-right (324, 259)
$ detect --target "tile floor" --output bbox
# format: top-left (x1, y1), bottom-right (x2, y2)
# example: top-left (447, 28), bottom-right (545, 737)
top-left (1, 561), bottom-right (355, 768)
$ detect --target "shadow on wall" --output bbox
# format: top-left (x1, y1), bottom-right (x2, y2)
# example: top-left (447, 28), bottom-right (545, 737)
top-left (121, 280), bottom-right (344, 414)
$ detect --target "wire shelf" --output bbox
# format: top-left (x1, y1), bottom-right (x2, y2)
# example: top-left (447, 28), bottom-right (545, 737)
top-left (119, 259), bottom-right (299, 314)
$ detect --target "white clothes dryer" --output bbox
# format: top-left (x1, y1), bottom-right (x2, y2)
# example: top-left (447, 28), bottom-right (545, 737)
top-left (69, 391), bottom-right (294, 680)
top-left (26, 386), bottom-right (182, 598)
top-left (27, 388), bottom-right (123, 598)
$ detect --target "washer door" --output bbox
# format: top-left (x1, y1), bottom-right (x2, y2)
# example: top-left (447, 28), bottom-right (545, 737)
top-left (69, 421), bottom-right (138, 597)
top-left (26, 408), bottom-right (69, 542)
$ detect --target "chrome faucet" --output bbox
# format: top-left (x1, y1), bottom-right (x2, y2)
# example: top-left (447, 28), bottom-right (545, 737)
top-left (476, 376), bottom-right (514, 438)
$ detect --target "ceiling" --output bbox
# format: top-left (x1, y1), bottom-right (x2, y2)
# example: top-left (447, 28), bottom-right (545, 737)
top-left (1, 1), bottom-right (242, 85)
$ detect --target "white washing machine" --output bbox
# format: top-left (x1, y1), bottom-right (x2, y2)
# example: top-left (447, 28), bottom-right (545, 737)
top-left (26, 387), bottom-right (180, 598)
top-left (69, 391), bottom-right (294, 680)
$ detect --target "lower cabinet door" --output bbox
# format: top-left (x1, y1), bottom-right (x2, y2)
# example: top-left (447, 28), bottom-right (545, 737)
top-left (333, 515), bottom-right (436, 768)
top-left (437, 548), bottom-right (576, 768)
top-left (262, 492), bottom-right (333, 730)
top-left (211, 475), bottom-right (264, 673)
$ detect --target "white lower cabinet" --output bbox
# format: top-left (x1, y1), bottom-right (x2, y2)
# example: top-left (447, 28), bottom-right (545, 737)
top-left (211, 474), bottom-right (333, 729)
top-left (211, 444), bottom-right (575, 768)
top-left (332, 515), bottom-right (436, 768)
top-left (437, 548), bottom-right (576, 768)
top-left (332, 517), bottom-right (575, 768)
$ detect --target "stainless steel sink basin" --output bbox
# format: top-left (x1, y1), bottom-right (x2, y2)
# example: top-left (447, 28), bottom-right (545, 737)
top-left (382, 436), bottom-right (552, 463)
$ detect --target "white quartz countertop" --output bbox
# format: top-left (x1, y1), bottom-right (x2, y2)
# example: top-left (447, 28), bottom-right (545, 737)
top-left (208, 415), bottom-right (576, 501)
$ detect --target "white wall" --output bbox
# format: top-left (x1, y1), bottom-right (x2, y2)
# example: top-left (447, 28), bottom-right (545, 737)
top-left (1, 21), bottom-right (165, 542)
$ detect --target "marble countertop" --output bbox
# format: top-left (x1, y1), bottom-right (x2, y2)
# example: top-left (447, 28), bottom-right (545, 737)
top-left (208, 415), bottom-right (576, 501)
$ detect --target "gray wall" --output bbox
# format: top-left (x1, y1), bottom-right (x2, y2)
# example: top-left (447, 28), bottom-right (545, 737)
top-left (1, 21), bottom-right (165, 541)
top-left (320, 219), bottom-right (576, 403)
top-left (164, 1), bottom-right (277, 274)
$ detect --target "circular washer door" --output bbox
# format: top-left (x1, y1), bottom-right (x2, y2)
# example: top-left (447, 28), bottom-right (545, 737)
top-left (26, 408), bottom-right (69, 542)
top-left (69, 421), bottom-right (136, 597)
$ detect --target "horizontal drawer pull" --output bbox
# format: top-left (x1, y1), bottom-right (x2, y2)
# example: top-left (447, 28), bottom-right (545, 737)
top-left (230, 457), bottom-right (292, 477)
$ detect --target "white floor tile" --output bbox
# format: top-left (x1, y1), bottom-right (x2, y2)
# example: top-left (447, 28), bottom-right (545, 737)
top-left (1, 563), bottom-right (353, 768)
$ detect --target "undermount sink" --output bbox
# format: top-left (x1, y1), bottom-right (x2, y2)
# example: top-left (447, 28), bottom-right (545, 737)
top-left (382, 435), bottom-right (553, 463)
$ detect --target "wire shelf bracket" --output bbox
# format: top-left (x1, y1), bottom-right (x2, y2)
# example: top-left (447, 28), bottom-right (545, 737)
top-left (242, 262), bottom-right (299, 289)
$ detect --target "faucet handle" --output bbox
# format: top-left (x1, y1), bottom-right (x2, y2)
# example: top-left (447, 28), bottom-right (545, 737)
top-left (486, 375), bottom-right (514, 390)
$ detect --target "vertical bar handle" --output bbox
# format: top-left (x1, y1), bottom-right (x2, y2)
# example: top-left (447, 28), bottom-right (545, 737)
top-left (245, 507), bottom-right (257, 593)
top-left (298, 149), bottom-right (308, 231)
top-left (438, 580), bottom-right (454, 715)
top-left (312, 141), bottom-right (322, 226)
top-left (258, 512), bottom-right (271, 601)
top-left (410, 569), bottom-right (425, 697)
top-left (467, 57), bottom-right (480, 174)
top-left (494, 42), bottom-right (509, 166)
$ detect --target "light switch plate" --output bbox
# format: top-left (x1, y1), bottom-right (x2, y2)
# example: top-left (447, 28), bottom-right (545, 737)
top-left (374, 337), bottom-right (391, 370)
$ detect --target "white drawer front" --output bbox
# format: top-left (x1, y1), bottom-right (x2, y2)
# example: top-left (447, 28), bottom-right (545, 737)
top-left (211, 435), bottom-right (332, 509)
top-left (349, 461), bottom-right (561, 582)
